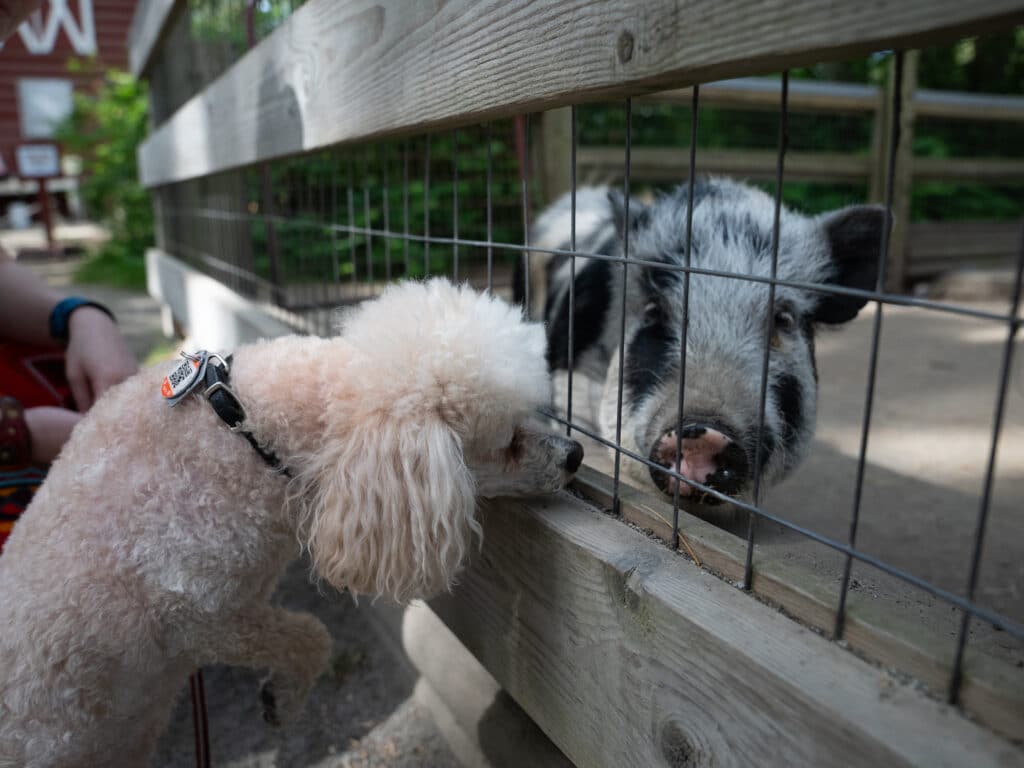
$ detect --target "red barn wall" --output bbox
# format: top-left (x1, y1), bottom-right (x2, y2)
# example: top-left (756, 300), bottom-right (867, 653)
top-left (0, 0), bottom-right (136, 175)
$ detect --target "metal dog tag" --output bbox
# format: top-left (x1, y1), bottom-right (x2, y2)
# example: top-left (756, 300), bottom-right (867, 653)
top-left (161, 351), bottom-right (209, 406)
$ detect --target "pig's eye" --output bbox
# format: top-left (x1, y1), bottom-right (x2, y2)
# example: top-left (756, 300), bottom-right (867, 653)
top-left (642, 301), bottom-right (663, 326)
top-left (773, 306), bottom-right (797, 333)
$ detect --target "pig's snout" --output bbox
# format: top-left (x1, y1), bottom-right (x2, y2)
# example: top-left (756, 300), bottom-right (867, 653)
top-left (647, 422), bottom-right (749, 504)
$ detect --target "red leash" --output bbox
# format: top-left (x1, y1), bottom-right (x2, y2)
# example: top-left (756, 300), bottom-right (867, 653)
top-left (189, 670), bottom-right (211, 767)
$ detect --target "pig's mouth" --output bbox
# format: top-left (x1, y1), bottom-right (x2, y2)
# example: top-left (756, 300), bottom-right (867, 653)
top-left (647, 422), bottom-right (749, 504)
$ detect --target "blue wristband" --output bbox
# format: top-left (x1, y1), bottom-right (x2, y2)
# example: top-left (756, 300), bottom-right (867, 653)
top-left (48, 297), bottom-right (116, 342)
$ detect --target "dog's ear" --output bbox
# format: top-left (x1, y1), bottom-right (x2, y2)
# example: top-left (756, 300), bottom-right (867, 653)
top-left (295, 416), bottom-right (478, 603)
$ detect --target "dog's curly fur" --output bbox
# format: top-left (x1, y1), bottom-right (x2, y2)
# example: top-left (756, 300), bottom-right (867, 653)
top-left (0, 279), bottom-right (580, 768)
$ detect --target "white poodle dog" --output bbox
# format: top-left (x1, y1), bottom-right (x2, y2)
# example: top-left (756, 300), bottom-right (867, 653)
top-left (0, 279), bottom-right (583, 768)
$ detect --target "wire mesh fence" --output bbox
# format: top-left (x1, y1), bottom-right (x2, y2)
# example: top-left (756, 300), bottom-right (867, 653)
top-left (147, 27), bottom-right (1023, 721)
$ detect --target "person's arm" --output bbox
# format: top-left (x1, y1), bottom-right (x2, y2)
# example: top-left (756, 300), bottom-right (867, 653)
top-left (0, 254), bottom-right (66, 348)
top-left (0, 252), bottom-right (138, 410)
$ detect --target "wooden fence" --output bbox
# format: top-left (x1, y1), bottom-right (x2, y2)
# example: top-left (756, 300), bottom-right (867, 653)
top-left (538, 74), bottom-right (1024, 290)
top-left (130, 2), bottom-right (1024, 765)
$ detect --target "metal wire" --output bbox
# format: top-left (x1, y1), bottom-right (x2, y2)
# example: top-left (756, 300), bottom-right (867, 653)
top-left (424, 135), bottom-right (431, 276)
top-left (453, 128), bottom-right (460, 282)
top-left (403, 140), bottom-right (410, 277)
top-left (835, 51), bottom-right (904, 640)
top-left (537, 404), bottom-right (1024, 641)
top-left (167, 206), bottom-right (1023, 329)
top-left (611, 98), bottom-right (632, 517)
top-left (382, 148), bottom-right (391, 282)
top-left (948, 223), bottom-right (1024, 704)
top-left (347, 157), bottom-right (356, 290)
top-left (671, 84), bottom-right (700, 552)
top-left (363, 154), bottom-right (373, 295)
top-left (743, 71), bottom-right (789, 590)
top-left (566, 106), bottom-right (577, 438)
top-left (159, 98), bottom-right (1024, 686)
top-left (521, 114), bottom-right (531, 313)
top-left (486, 122), bottom-right (494, 293)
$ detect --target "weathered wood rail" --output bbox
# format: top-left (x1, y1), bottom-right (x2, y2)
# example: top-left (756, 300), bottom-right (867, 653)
top-left (131, 0), bottom-right (1024, 762)
top-left (545, 76), bottom-right (1024, 289)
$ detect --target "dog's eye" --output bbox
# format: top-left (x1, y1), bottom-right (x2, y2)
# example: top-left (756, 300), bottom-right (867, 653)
top-left (506, 428), bottom-right (524, 460)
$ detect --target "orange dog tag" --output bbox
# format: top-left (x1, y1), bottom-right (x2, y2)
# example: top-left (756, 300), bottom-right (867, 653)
top-left (161, 352), bottom-right (208, 405)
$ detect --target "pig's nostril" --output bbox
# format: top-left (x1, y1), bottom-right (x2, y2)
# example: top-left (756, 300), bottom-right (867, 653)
top-left (647, 421), bottom-right (749, 501)
top-left (564, 441), bottom-right (584, 473)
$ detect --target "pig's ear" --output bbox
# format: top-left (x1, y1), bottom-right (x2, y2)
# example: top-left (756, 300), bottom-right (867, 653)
top-left (608, 189), bottom-right (650, 240)
top-left (814, 205), bottom-right (890, 325)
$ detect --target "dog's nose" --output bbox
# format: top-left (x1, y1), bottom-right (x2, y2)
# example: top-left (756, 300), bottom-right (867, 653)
top-left (564, 441), bottom-right (584, 473)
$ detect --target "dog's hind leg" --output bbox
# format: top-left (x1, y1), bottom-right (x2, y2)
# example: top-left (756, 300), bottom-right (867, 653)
top-left (196, 606), bottom-right (331, 726)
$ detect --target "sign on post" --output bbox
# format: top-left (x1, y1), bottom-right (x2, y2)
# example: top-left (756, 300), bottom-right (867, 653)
top-left (15, 143), bottom-right (61, 179)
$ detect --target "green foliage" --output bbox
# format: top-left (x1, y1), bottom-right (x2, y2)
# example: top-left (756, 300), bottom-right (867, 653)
top-left (243, 129), bottom-right (527, 287)
top-left (73, 246), bottom-right (146, 291)
top-left (578, 31), bottom-right (1023, 222)
top-left (54, 66), bottom-right (151, 290)
top-left (189, 0), bottom-right (302, 48)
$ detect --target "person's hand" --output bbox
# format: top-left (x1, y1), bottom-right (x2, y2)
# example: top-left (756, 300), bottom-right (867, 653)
top-left (64, 306), bottom-right (139, 411)
top-left (23, 407), bottom-right (82, 464)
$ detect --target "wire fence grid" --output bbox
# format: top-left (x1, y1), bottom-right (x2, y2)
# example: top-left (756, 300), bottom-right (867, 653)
top-left (151, 44), bottom-right (1023, 711)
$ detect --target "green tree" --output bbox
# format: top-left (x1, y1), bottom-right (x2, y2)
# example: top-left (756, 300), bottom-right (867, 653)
top-left (54, 66), bottom-right (151, 289)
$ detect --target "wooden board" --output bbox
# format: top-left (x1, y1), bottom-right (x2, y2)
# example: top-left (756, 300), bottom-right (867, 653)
top-left (906, 220), bottom-right (1023, 278)
top-left (128, 0), bottom-right (181, 77)
top-left (644, 77), bottom-right (881, 113)
top-left (577, 146), bottom-right (872, 183)
top-left (568, 460), bottom-right (1024, 745)
top-left (430, 495), bottom-right (1023, 767)
top-left (638, 79), bottom-right (1024, 120)
top-left (136, 0), bottom-right (1024, 188)
top-left (914, 89), bottom-right (1024, 122)
top-left (578, 147), bottom-right (1024, 186)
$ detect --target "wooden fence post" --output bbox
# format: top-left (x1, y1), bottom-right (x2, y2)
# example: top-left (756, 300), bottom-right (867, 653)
top-left (539, 107), bottom-right (573, 205)
top-left (885, 50), bottom-right (919, 293)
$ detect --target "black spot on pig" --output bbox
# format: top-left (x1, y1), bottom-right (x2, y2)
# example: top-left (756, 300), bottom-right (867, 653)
top-left (545, 257), bottom-right (612, 370)
top-left (772, 373), bottom-right (804, 453)
top-left (624, 306), bottom-right (674, 407)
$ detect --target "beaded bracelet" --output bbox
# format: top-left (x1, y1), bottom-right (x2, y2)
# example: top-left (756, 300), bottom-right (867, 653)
top-left (0, 397), bottom-right (31, 467)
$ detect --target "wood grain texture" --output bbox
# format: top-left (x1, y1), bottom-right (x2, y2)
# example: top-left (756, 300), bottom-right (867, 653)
top-left (644, 78), bottom-right (881, 113)
top-left (136, 0), bottom-right (1024, 187)
top-left (577, 146), bottom-right (872, 183)
top-left (570, 463), bottom-right (1024, 745)
top-left (430, 495), bottom-right (1023, 767)
top-left (128, 0), bottom-right (180, 77)
top-left (578, 147), bottom-right (1024, 186)
top-left (644, 79), bottom-right (1024, 120)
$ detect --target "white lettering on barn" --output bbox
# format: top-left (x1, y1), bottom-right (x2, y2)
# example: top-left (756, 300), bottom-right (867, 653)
top-left (15, 0), bottom-right (97, 56)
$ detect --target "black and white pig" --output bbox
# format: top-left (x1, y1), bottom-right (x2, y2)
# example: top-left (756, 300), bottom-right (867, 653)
top-left (518, 177), bottom-right (886, 505)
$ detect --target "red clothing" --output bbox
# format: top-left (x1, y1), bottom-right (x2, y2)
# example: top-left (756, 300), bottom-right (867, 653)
top-left (0, 343), bottom-right (71, 550)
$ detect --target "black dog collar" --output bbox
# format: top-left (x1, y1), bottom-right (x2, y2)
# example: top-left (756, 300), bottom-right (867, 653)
top-left (162, 351), bottom-right (292, 477)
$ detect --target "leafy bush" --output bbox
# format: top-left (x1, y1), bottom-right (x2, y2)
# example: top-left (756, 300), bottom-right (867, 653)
top-left (55, 66), bottom-right (151, 290)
